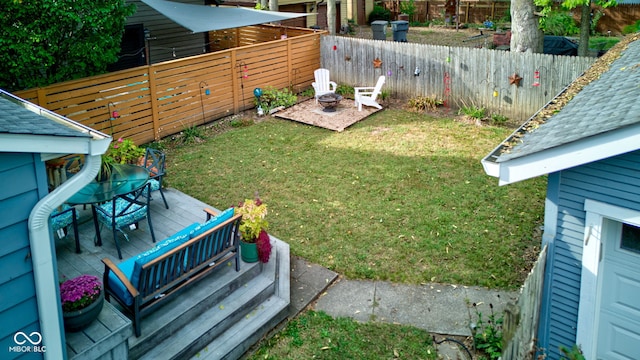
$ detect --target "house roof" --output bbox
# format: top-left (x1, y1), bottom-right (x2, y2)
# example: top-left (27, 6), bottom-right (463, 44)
top-left (482, 35), bottom-right (640, 185)
top-left (0, 95), bottom-right (91, 138)
top-left (0, 90), bottom-right (110, 156)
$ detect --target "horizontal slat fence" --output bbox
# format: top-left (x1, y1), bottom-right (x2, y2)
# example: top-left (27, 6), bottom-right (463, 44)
top-left (321, 36), bottom-right (595, 121)
top-left (14, 25), bottom-right (322, 145)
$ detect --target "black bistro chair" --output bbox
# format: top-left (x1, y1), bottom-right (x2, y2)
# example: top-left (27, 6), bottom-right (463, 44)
top-left (93, 182), bottom-right (156, 259)
top-left (142, 148), bottom-right (169, 209)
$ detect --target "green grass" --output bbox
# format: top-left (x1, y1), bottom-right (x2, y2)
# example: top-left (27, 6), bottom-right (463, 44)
top-left (589, 36), bottom-right (620, 51)
top-left (167, 109), bottom-right (546, 289)
top-left (246, 311), bottom-right (438, 359)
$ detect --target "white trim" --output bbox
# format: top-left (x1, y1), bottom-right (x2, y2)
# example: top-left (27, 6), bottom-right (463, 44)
top-left (481, 124), bottom-right (640, 185)
top-left (577, 199), bottom-right (640, 358)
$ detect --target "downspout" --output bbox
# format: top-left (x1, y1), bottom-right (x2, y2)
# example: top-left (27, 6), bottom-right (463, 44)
top-left (28, 152), bottom-right (107, 359)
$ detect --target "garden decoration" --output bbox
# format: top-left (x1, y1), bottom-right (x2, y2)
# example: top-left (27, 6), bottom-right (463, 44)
top-left (532, 70), bottom-right (541, 87)
top-left (414, 66), bottom-right (421, 76)
top-left (508, 73), bottom-right (522, 86)
top-left (386, 62), bottom-right (403, 77)
top-left (107, 102), bottom-right (120, 135)
top-left (235, 197), bottom-right (271, 263)
top-left (254, 88), bottom-right (264, 116)
top-left (60, 275), bottom-right (104, 331)
top-left (199, 80), bottom-right (209, 124)
top-left (373, 57), bottom-right (382, 68)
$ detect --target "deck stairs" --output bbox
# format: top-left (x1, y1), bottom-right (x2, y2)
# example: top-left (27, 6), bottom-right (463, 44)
top-left (123, 238), bottom-right (290, 360)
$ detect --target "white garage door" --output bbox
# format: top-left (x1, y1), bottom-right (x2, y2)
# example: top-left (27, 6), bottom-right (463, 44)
top-left (597, 222), bottom-right (640, 359)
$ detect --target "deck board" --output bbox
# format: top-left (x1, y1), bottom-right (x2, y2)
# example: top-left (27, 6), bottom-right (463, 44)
top-left (57, 187), bottom-right (230, 359)
top-left (56, 187), bottom-right (223, 279)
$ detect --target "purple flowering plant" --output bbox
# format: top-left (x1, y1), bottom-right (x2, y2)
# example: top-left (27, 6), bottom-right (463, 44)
top-left (59, 275), bottom-right (102, 312)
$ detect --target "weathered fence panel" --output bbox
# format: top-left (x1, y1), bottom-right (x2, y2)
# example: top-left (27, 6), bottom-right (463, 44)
top-left (502, 245), bottom-right (547, 360)
top-left (321, 36), bottom-right (595, 122)
top-left (14, 26), bottom-right (323, 145)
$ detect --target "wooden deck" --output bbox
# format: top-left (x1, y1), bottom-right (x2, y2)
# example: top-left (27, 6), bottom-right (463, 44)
top-left (56, 187), bottom-right (217, 281)
top-left (56, 187), bottom-right (291, 360)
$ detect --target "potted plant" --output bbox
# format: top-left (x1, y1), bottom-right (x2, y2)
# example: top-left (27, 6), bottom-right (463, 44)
top-left (99, 137), bottom-right (145, 181)
top-left (234, 197), bottom-right (272, 263)
top-left (59, 274), bottom-right (104, 332)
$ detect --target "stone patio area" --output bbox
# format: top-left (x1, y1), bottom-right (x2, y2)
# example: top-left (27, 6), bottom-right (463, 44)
top-left (274, 98), bottom-right (382, 132)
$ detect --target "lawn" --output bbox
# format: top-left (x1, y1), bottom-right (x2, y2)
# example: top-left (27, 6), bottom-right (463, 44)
top-left (167, 108), bottom-right (546, 290)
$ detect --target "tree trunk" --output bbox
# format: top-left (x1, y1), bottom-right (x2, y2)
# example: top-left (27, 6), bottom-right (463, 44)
top-left (269, 0), bottom-right (277, 12)
top-left (578, 3), bottom-right (591, 56)
top-left (327, 0), bottom-right (336, 35)
top-left (510, 0), bottom-right (543, 53)
top-left (261, 0), bottom-right (267, 9)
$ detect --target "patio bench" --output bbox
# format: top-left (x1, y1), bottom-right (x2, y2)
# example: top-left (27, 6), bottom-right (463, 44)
top-left (102, 207), bottom-right (241, 337)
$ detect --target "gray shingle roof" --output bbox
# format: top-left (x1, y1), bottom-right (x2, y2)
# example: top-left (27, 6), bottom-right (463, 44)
top-left (0, 93), bottom-right (91, 138)
top-left (497, 39), bottom-right (640, 162)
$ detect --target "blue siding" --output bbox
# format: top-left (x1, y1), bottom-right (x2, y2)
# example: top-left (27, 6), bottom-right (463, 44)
top-left (0, 152), bottom-right (47, 360)
top-left (539, 150), bottom-right (640, 358)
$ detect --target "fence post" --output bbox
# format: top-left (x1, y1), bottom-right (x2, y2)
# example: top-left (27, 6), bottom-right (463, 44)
top-left (147, 65), bottom-right (161, 141)
top-left (231, 50), bottom-right (240, 114)
top-left (36, 88), bottom-right (47, 107)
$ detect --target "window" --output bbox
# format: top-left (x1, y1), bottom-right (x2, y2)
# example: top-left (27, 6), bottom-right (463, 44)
top-left (621, 223), bottom-right (640, 254)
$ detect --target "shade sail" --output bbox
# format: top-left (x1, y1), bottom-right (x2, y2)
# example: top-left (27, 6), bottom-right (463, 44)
top-left (142, 0), bottom-right (311, 33)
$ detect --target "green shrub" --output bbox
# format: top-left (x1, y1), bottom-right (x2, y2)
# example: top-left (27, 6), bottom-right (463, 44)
top-left (336, 84), bottom-right (354, 98)
top-left (559, 344), bottom-right (585, 360)
top-left (407, 96), bottom-right (443, 112)
top-left (622, 20), bottom-right (640, 35)
top-left (490, 113), bottom-right (509, 125)
top-left (459, 105), bottom-right (486, 120)
top-left (181, 124), bottom-right (205, 144)
top-left (255, 86), bottom-right (297, 112)
top-left (540, 11), bottom-right (579, 36)
top-left (399, 0), bottom-right (416, 22)
top-left (368, 5), bottom-right (391, 24)
top-left (471, 303), bottom-right (503, 360)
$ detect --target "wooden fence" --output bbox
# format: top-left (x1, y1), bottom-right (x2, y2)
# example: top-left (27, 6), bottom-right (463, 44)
top-left (320, 36), bottom-right (595, 121)
top-left (380, 0), bottom-right (511, 24)
top-left (502, 245), bottom-right (547, 360)
top-left (14, 25), bottom-right (322, 145)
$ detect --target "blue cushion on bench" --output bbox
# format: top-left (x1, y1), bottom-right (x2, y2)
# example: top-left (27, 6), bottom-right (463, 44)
top-left (189, 207), bottom-right (235, 239)
top-left (109, 223), bottom-right (199, 306)
top-left (108, 257), bottom-right (137, 306)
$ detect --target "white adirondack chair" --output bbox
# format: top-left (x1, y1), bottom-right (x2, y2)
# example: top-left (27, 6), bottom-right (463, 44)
top-left (312, 68), bottom-right (337, 104)
top-left (354, 76), bottom-right (386, 111)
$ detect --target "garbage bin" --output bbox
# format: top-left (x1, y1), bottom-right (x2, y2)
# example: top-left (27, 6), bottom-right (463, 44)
top-left (371, 20), bottom-right (388, 41)
top-left (391, 20), bottom-right (409, 42)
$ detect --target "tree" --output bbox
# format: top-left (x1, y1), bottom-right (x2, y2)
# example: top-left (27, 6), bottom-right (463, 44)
top-left (536, 0), bottom-right (616, 56)
top-left (0, 0), bottom-right (135, 91)
top-left (327, 0), bottom-right (336, 35)
top-left (510, 0), bottom-right (544, 53)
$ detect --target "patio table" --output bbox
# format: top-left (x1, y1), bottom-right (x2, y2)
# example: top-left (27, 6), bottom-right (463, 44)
top-left (67, 164), bottom-right (149, 246)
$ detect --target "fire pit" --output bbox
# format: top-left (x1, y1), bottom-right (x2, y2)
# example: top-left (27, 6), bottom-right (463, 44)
top-left (317, 93), bottom-right (343, 112)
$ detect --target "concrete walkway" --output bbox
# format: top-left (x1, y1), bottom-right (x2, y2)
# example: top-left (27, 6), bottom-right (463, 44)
top-left (289, 255), bottom-right (519, 337)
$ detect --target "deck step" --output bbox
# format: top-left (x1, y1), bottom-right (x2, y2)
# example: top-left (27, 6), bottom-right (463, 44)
top-left (191, 295), bottom-right (289, 360)
top-left (137, 273), bottom-right (276, 360)
top-left (128, 259), bottom-right (263, 359)
top-left (131, 237), bottom-right (290, 360)
top-left (190, 238), bottom-right (291, 360)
